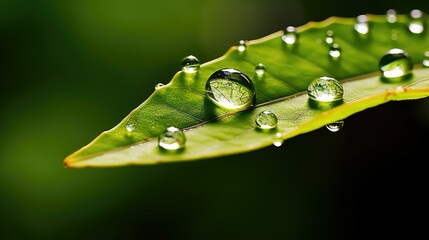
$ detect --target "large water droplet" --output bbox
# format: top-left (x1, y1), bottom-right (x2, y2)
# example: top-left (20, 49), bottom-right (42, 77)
top-left (408, 9), bottom-right (425, 34)
top-left (255, 111), bottom-right (278, 130)
top-left (307, 76), bottom-right (344, 103)
top-left (282, 26), bottom-right (298, 45)
top-left (126, 124), bottom-right (136, 132)
top-left (386, 9), bottom-right (397, 23)
top-left (181, 55), bottom-right (200, 74)
top-left (272, 132), bottom-right (283, 147)
top-left (326, 120), bottom-right (344, 132)
top-left (255, 63), bottom-right (266, 76)
top-left (423, 51), bottom-right (429, 67)
top-left (155, 83), bottom-right (165, 90)
top-left (329, 43), bottom-right (341, 59)
top-left (238, 40), bottom-right (247, 52)
top-left (205, 68), bottom-right (256, 110)
top-left (379, 48), bottom-right (413, 80)
top-left (158, 126), bottom-right (186, 150)
top-left (354, 15), bottom-right (369, 35)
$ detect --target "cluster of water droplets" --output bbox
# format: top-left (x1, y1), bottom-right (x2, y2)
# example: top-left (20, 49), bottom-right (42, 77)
top-left (124, 9), bottom-right (427, 151)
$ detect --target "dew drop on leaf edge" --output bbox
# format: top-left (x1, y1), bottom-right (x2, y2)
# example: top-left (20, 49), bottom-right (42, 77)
top-left (307, 76), bottom-right (344, 103)
top-left (158, 126), bottom-right (186, 151)
top-left (272, 133), bottom-right (283, 147)
top-left (181, 55), bottom-right (200, 74)
top-left (378, 48), bottom-right (413, 80)
top-left (255, 111), bottom-right (278, 130)
top-left (205, 68), bottom-right (256, 110)
top-left (326, 120), bottom-right (344, 132)
top-left (282, 26), bottom-right (298, 45)
top-left (238, 40), bottom-right (247, 52)
top-left (423, 51), bottom-right (429, 67)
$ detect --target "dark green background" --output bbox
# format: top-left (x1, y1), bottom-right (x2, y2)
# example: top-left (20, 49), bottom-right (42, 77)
top-left (1, 0), bottom-right (428, 239)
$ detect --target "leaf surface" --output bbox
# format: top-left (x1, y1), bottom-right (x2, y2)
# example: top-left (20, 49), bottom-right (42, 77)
top-left (65, 14), bottom-right (429, 168)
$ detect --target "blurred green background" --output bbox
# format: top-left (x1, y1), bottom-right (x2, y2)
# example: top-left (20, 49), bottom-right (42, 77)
top-left (1, 0), bottom-right (428, 239)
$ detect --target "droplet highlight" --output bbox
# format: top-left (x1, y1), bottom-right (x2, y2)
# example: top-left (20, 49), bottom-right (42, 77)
top-left (408, 9), bottom-right (425, 34)
top-left (255, 63), bottom-right (266, 76)
top-left (386, 9), bottom-right (397, 23)
top-left (181, 55), bottom-right (200, 74)
top-left (255, 111), bottom-right (278, 130)
top-left (307, 76), bottom-right (344, 103)
top-left (354, 15), bottom-right (369, 35)
top-left (158, 126), bottom-right (186, 150)
top-left (379, 48), bottom-right (413, 80)
top-left (423, 51), bottom-right (429, 67)
top-left (205, 68), bottom-right (256, 110)
top-left (238, 40), bottom-right (247, 52)
top-left (326, 120), bottom-right (344, 132)
top-left (282, 26), bottom-right (298, 45)
top-left (329, 43), bottom-right (341, 59)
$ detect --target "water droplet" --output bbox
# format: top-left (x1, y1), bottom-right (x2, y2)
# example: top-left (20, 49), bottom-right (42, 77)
top-left (329, 43), bottom-right (341, 59)
top-left (272, 132), bottom-right (283, 147)
top-left (408, 9), bottom-right (425, 34)
top-left (205, 68), bottom-right (255, 110)
top-left (354, 15), bottom-right (369, 35)
top-left (326, 120), bottom-right (344, 132)
top-left (181, 55), bottom-right (200, 73)
top-left (423, 51), bottom-right (429, 67)
top-left (126, 124), bottom-right (136, 132)
top-left (325, 30), bottom-right (334, 45)
top-left (282, 26), bottom-right (298, 45)
top-left (386, 9), bottom-right (397, 23)
top-left (158, 126), bottom-right (186, 150)
top-left (255, 63), bottom-right (266, 76)
top-left (307, 76), bottom-right (344, 103)
top-left (238, 40), bottom-right (247, 52)
top-left (395, 86), bottom-right (405, 93)
top-left (255, 111), bottom-right (278, 130)
top-left (155, 83), bottom-right (165, 90)
top-left (390, 30), bottom-right (399, 41)
top-left (379, 48), bottom-right (413, 80)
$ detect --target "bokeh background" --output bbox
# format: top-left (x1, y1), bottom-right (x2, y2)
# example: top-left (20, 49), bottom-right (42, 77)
top-left (1, 0), bottom-right (428, 239)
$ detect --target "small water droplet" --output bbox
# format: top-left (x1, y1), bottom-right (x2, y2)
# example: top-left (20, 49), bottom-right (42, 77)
top-left (390, 30), bottom-right (399, 41)
top-left (126, 124), bottom-right (136, 132)
top-left (379, 48), bottom-right (413, 80)
top-left (238, 40), bottom-right (247, 52)
top-left (282, 26), bottom-right (298, 45)
top-left (307, 76), bottom-right (344, 103)
top-left (181, 55), bottom-right (200, 74)
top-left (408, 9), bottom-right (425, 34)
top-left (155, 83), bottom-right (165, 90)
top-left (325, 30), bottom-right (334, 45)
top-left (272, 132), bottom-right (283, 147)
top-left (326, 120), bottom-right (344, 132)
top-left (354, 15), bottom-right (369, 35)
top-left (158, 126), bottom-right (186, 150)
top-left (255, 63), bottom-right (266, 76)
top-left (386, 9), bottom-right (397, 23)
top-left (255, 111), bottom-right (278, 130)
top-left (329, 43), bottom-right (341, 59)
top-left (395, 86), bottom-right (405, 93)
top-left (205, 68), bottom-right (255, 110)
top-left (423, 51), bottom-right (429, 67)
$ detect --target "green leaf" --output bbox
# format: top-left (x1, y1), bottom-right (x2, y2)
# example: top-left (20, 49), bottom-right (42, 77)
top-left (65, 14), bottom-right (429, 168)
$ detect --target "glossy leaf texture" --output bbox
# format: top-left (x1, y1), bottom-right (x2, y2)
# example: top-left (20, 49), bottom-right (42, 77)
top-left (65, 13), bottom-right (429, 168)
